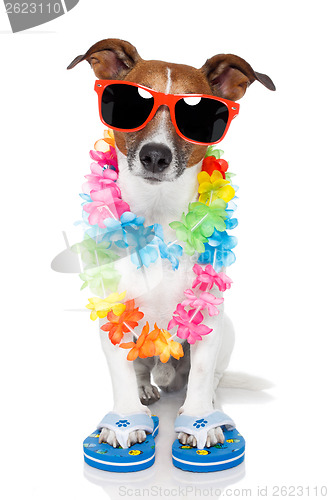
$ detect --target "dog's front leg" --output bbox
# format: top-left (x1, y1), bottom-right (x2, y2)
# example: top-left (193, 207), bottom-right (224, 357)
top-left (98, 322), bottom-right (151, 447)
top-left (178, 303), bottom-right (226, 447)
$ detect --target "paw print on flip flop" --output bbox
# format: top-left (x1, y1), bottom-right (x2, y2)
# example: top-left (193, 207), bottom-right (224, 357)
top-left (115, 419), bottom-right (130, 427)
top-left (193, 418), bottom-right (208, 429)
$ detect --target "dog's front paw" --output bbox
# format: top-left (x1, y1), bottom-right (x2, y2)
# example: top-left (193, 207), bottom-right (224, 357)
top-left (139, 383), bottom-right (160, 405)
top-left (99, 428), bottom-right (147, 448)
top-left (178, 427), bottom-right (224, 448)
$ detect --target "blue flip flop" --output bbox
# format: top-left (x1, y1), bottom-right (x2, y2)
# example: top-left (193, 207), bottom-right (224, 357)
top-left (83, 412), bottom-right (159, 472)
top-left (172, 410), bottom-right (245, 472)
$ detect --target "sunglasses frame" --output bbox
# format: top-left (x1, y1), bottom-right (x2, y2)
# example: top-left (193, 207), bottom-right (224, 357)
top-left (94, 80), bottom-right (240, 146)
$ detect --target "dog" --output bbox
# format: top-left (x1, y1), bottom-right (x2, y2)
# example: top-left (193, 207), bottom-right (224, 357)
top-left (68, 38), bottom-right (275, 449)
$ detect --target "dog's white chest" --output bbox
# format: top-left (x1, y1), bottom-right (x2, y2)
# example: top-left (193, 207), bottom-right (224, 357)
top-left (115, 153), bottom-right (203, 335)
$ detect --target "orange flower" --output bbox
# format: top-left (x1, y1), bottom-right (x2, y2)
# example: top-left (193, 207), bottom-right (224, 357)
top-left (101, 300), bottom-right (144, 345)
top-left (120, 322), bottom-right (159, 361)
top-left (94, 129), bottom-right (116, 152)
top-left (119, 322), bottom-right (185, 362)
top-left (153, 325), bottom-right (184, 363)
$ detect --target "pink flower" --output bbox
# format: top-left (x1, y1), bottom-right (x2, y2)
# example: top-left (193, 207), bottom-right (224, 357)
top-left (192, 264), bottom-right (233, 292)
top-left (90, 147), bottom-right (118, 171)
top-left (181, 289), bottom-right (223, 316)
top-left (82, 163), bottom-right (118, 193)
top-left (83, 188), bottom-right (130, 228)
top-left (168, 304), bottom-right (212, 344)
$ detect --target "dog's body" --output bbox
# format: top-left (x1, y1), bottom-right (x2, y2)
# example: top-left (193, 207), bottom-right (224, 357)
top-left (68, 39), bottom-right (275, 448)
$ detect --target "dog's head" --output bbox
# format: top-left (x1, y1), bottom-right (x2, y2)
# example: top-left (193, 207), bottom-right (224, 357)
top-left (68, 39), bottom-right (275, 184)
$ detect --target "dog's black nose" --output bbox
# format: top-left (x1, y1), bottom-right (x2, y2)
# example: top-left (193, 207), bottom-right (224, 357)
top-left (139, 143), bottom-right (172, 173)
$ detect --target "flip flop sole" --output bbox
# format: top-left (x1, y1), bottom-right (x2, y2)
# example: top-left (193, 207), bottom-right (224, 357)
top-left (172, 428), bottom-right (245, 472)
top-left (83, 415), bottom-right (159, 472)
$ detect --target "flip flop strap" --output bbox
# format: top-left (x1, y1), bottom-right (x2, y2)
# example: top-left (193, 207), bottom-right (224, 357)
top-left (98, 412), bottom-right (154, 449)
top-left (174, 410), bottom-right (235, 450)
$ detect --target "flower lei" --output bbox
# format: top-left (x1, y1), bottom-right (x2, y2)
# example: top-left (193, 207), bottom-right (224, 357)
top-left (73, 129), bottom-right (238, 363)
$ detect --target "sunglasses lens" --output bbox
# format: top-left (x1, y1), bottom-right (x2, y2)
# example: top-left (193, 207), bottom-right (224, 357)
top-left (101, 84), bottom-right (154, 129)
top-left (175, 96), bottom-right (229, 143)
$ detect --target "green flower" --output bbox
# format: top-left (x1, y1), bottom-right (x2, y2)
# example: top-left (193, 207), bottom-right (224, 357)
top-left (186, 200), bottom-right (227, 237)
top-left (170, 199), bottom-right (228, 256)
top-left (170, 213), bottom-right (208, 256)
top-left (225, 172), bottom-right (236, 183)
top-left (71, 235), bottom-right (118, 267)
top-left (205, 145), bottom-right (224, 159)
top-left (79, 263), bottom-right (121, 295)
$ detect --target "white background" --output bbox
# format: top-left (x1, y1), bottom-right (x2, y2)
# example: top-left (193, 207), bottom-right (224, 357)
top-left (1, 1), bottom-right (328, 499)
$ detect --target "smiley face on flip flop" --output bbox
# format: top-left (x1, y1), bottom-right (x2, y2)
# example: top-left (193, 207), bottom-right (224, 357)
top-left (128, 450), bottom-right (142, 456)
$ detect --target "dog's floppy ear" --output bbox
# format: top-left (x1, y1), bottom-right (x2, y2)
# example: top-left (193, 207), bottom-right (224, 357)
top-left (67, 38), bottom-right (141, 79)
top-left (201, 54), bottom-right (275, 101)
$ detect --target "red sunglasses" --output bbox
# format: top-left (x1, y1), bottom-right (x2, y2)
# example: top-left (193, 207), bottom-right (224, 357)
top-left (94, 80), bottom-right (239, 146)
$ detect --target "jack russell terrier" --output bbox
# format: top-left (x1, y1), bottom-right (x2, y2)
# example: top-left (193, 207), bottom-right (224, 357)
top-left (68, 38), bottom-right (275, 449)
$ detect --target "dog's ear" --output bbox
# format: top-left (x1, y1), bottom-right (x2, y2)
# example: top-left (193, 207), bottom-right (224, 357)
top-left (67, 38), bottom-right (141, 79)
top-left (201, 54), bottom-right (275, 101)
